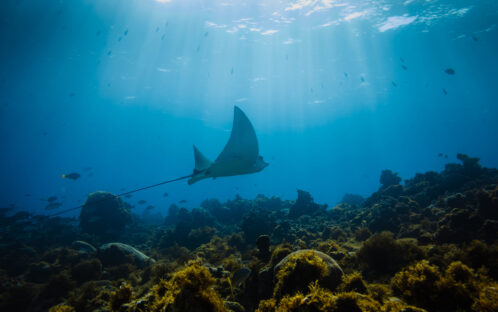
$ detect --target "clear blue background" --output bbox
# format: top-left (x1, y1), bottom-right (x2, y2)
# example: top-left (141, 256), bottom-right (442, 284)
top-left (1, 0), bottom-right (497, 217)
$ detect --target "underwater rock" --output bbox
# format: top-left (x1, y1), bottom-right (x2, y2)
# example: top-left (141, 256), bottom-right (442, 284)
top-left (79, 191), bottom-right (131, 240)
top-left (25, 261), bottom-right (60, 283)
top-left (241, 210), bottom-right (275, 244)
top-left (273, 249), bottom-right (343, 299)
top-left (256, 234), bottom-right (271, 262)
top-left (380, 169), bottom-right (402, 188)
top-left (70, 258), bottom-right (102, 283)
top-left (71, 240), bottom-right (97, 255)
top-left (289, 190), bottom-right (327, 218)
top-left (98, 242), bottom-right (155, 268)
top-left (477, 185), bottom-right (498, 219)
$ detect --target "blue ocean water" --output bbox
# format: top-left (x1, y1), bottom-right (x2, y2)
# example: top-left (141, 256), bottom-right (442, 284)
top-left (0, 0), bottom-right (497, 217)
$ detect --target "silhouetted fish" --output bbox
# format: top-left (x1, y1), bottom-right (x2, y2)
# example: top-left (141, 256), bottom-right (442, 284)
top-left (124, 29), bottom-right (128, 36)
top-left (161, 34), bottom-right (166, 40)
top-left (62, 172), bottom-right (80, 180)
top-left (47, 196), bottom-right (57, 203)
top-left (124, 194), bottom-right (133, 198)
top-left (231, 67), bottom-right (234, 75)
top-left (138, 200), bottom-right (147, 204)
top-left (392, 81), bottom-right (397, 87)
top-left (145, 205), bottom-right (155, 210)
top-left (107, 50), bottom-right (112, 56)
top-left (118, 37), bottom-right (122, 42)
top-left (360, 76), bottom-right (365, 82)
top-left (69, 92), bottom-right (76, 97)
top-left (25, 193), bottom-right (31, 197)
top-left (204, 31), bottom-right (209, 37)
top-left (471, 35), bottom-right (478, 42)
top-left (444, 68), bottom-right (456, 75)
top-left (163, 192), bottom-right (169, 197)
top-left (178, 200), bottom-right (187, 204)
top-left (438, 153), bottom-right (443, 157)
top-left (344, 72), bottom-right (348, 78)
top-left (442, 88), bottom-right (448, 95)
top-left (96, 30), bottom-right (101, 36)
top-left (401, 65), bottom-right (408, 70)
top-left (400, 57), bottom-right (405, 63)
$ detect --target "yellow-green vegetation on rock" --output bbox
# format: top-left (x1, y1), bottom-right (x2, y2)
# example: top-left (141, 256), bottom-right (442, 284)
top-left (146, 260), bottom-right (227, 312)
top-left (196, 236), bottom-right (239, 266)
top-left (256, 282), bottom-right (381, 312)
top-left (273, 250), bottom-right (343, 300)
top-left (472, 282), bottom-right (498, 312)
top-left (48, 304), bottom-right (76, 312)
top-left (109, 283), bottom-right (133, 311)
top-left (269, 243), bottom-right (294, 267)
top-left (339, 272), bottom-right (368, 294)
top-left (391, 260), bottom-right (489, 312)
top-left (68, 281), bottom-right (113, 312)
top-left (358, 232), bottom-right (426, 278)
top-left (381, 300), bottom-right (427, 312)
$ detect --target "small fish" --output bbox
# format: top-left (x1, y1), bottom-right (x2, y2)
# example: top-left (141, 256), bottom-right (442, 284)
top-left (438, 153), bottom-right (443, 157)
top-left (42, 131), bottom-right (47, 136)
top-left (88, 172), bottom-right (94, 177)
top-left (45, 202), bottom-right (63, 210)
top-left (47, 196), bottom-right (57, 202)
top-left (163, 192), bottom-right (169, 197)
top-left (124, 29), bottom-right (128, 36)
top-left (165, 22), bottom-right (169, 27)
top-left (442, 88), bottom-right (448, 95)
top-left (62, 172), bottom-right (81, 180)
top-left (400, 57), bottom-right (405, 63)
top-left (96, 30), bottom-right (101, 36)
top-left (145, 205), bottom-right (155, 210)
top-left (401, 65), bottom-right (408, 70)
top-left (124, 194), bottom-right (133, 198)
top-left (138, 200), bottom-right (147, 204)
top-left (231, 268), bottom-right (251, 287)
top-left (392, 81), bottom-right (397, 88)
top-left (69, 92), bottom-right (76, 97)
top-left (24, 193), bottom-right (31, 197)
top-left (344, 72), bottom-right (348, 78)
top-left (155, 27), bottom-right (160, 32)
top-left (310, 88), bottom-right (313, 93)
top-left (471, 35), bottom-right (478, 42)
top-left (196, 44), bottom-right (200, 52)
top-left (107, 50), bottom-right (112, 56)
top-left (118, 36), bottom-right (122, 42)
top-left (230, 67), bottom-right (234, 75)
top-left (444, 155), bottom-right (448, 159)
top-left (178, 199), bottom-right (187, 204)
top-left (360, 76), bottom-right (365, 82)
top-left (204, 31), bottom-right (209, 37)
top-left (161, 34), bottom-right (166, 40)
top-left (444, 68), bottom-right (455, 75)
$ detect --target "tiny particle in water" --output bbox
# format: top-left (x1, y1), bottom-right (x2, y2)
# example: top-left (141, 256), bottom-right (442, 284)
top-left (138, 200), bottom-right (147, 204)
top-left (163, 192), bottom-right (169, 197)
top-left (178, 199), bottom-right (187, 204)
top-left (444, 155), bottom-right (448, 159)
top-left (444, 68), bottom-right (455, 75)
top-left (231, 67), bottom-right (234, 75)
top-left (107, 50), bottom-right (112, 56)
top-left (96, 30), bottom-right (101, 36)
top-left (161, 34), bottom-right (166, 40)
top-left (344, 72), bottom-right (348, 78)
top-left (124, 29), bottom-right (128, 36)
top-left (155, 27), bottom-right (160, 32)
top-left (204, 31), bottom-right (209, 37)
top-left (145, 205), bottom-right (155, 210)
top-left (471, 35), bottom-right (478, 42)
top-left (118, 36), bottom-right (122, 42)
top-left (360, 76), bottom-right (365, 82)
top-left (392, 81), bottom-right (397, 87)
top-left (401, 65), bottom-right (408, 70)
top-left (42, 131), bottom-right (47, 136)
top-left (196, 44), bottom-right (200, 52)
top-left (438, 153), bottom-right (443, 157)
top-left (442, 88), bottom-right (448, 95)
top-left (400, 57), bottom-right (405, 63)
top-left (25, 193), bottom-right (31, 197)
top-left (69, 92), bottom-right (76, 97)
top-left (285, 54), bottom-right (288, 61)
top-left (45, 202), bottom-right (63, 210)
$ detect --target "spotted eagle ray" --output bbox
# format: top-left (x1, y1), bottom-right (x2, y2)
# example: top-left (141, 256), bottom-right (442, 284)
top-left (50, 106), bottom-right (267, 216)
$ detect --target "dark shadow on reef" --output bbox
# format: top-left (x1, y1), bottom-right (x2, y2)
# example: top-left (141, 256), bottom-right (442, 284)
top-left (1, 154), bottom-right (498, 311)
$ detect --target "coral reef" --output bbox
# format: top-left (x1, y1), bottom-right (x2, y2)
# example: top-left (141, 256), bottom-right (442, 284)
top-left (79, 191), bottom-right (132, 241)
top-left (2, 153), bottom-right (498, 312)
